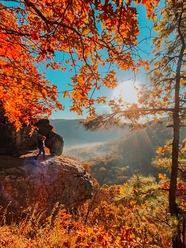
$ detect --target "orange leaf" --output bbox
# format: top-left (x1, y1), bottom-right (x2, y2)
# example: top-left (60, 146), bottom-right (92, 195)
top-left (63, 91), bottom-right (70, 98)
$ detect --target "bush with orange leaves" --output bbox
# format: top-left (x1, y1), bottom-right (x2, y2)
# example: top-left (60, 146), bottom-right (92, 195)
top-left (0, 174), bottom-right (174, 248)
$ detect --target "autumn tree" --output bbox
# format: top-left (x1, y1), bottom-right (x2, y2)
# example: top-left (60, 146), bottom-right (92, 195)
top-left (0, 0), bottom-right (158, 130)
top-left (84, 0), bottom-right (186, 246)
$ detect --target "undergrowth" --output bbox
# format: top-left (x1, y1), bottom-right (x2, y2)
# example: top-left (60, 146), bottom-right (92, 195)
top-left (0, 177), bottom-right (173, 248)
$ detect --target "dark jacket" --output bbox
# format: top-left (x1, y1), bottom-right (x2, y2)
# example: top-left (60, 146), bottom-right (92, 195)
top-left (38, 139), bottom-right (44, 149)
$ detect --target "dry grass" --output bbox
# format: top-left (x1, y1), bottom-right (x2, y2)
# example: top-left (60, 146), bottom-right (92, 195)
top-left (0, 207), bottom-right (78, 248)
top-left (0, 201), bottom-right (172, 248)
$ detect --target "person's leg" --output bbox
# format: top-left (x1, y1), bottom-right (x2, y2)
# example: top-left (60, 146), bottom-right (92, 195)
top-left (36, 149), bottom-right (41, 158)
top-left (43, 149), bottom-right (45, 159)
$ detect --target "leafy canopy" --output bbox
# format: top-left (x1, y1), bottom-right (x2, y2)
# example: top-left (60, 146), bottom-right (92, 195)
top-left (0, 0), bottom-right (158, 129)
top-left (84, 0), bottom-right (186, 131)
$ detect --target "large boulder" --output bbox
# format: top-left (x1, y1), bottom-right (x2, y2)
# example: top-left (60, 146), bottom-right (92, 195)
top-left (0, 124), bottom-right (38, 156)
top-left (34, 119), bottom-right (53, 137)
top-left (35, 119), bottom-right (64, 156)
top-left (45, 131), bottom-right (64, 156)
top-left (0, 105), bottom-right (38, 155)
top-left (0, 154), bottom-right (93, 219)
top-left (0, 106), bottom-right (64, 156)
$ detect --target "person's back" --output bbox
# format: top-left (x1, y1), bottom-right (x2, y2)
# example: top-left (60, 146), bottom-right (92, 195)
top-left (38, 138), bottom-right (44, 149)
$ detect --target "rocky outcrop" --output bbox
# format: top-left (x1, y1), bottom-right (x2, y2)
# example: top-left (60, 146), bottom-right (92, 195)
top-left (34, 119), bottom-right (53, 137)
top-left (45, 132), bottom-right (64, 155)
top-left (0, 154), bottom-right (93, 220)
top-left (35, 119), bottom-right (64, 156)
top-left (0, 105), bottom-right (64, 156)
top-left (0, 124), bottom-right (38, 156)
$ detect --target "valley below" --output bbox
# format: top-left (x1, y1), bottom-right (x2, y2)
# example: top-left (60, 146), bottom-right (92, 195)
top-left (51, 118), bottom-right (186, 185)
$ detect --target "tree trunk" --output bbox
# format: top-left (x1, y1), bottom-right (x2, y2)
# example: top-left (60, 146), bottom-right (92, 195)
top-left (170, 71), bottom-right (182, 247)
top-left (170, 16), bottom-right (185, 245)
top-left (170, 107), bottom-right (179, 216)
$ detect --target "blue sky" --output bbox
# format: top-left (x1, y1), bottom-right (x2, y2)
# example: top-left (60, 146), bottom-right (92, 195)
top-left (48, 4), bottom-right (156, 120)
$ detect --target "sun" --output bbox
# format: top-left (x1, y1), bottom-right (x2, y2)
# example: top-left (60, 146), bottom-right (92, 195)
top-left (111, 81), bottom-right (139, 103)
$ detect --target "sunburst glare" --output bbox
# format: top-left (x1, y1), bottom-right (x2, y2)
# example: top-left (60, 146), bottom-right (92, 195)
top-left (111, 81), bottom-right (139, 103)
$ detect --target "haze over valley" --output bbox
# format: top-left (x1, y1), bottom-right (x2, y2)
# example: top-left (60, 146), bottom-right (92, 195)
top-left (51, 118), bottom-right (186, 185)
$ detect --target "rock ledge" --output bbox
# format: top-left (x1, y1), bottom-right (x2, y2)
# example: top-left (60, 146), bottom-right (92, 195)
top-left (0, 154), bottom-right (93, 218)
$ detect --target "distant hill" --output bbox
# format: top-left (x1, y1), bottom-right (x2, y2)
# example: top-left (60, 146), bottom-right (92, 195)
top-left (50, 119), bottom-right (128, 146)
top-left (61, 118), bottom-right (186, 185)
top-left (116, 121), bottom-right (172, 176)
top-left (116, 120), bottom-right (186, 175)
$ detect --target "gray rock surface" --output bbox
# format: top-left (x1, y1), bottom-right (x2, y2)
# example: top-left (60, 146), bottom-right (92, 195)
top-left (0, 154), bottom-right (93, 219)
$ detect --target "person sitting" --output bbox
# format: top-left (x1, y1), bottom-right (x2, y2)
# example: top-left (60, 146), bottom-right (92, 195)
top-left (36, 135), bottom-right (46, 159)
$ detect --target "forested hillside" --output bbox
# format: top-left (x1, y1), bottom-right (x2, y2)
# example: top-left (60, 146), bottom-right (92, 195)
top-left (61, 119), bottom-right (186, 185)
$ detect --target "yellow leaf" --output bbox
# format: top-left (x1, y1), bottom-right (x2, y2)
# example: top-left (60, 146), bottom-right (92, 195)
top-left (82, 28), bottom-right (90, 36)
top-left (129, 233), bottom-right (135, 239)
top-left (87, 227), bottom-right (93, 235)
top-left (152, 14), bottom-right (157, 22)
top-left (96, 96), bottom-right (106, 104)
top-left (42, 89), bottom-right (47, 96)
top-left (63, 91), bottom-right (70, 98)
top-left (158, 173), bottom-right (166, 180)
